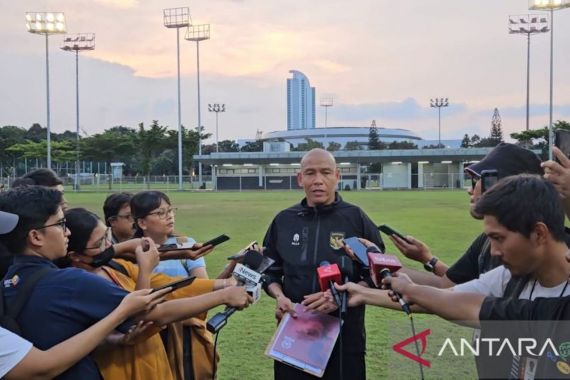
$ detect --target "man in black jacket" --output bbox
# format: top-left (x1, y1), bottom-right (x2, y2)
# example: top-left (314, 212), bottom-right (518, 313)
top-left (263, 148), bottom-right (384, 380)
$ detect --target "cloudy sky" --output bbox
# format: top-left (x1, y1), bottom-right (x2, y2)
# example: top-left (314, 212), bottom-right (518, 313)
top-left (2, 0), bottom-right (570, 144)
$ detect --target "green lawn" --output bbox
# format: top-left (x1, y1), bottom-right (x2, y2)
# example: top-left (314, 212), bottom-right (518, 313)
top-left (66, 190), bottom-right (481, 379)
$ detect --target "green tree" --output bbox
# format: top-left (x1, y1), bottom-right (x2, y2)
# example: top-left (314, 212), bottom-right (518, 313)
top-left (327, 142), bottom-right (341, 152)
top-left (136, 121), bottom-right (168, 180)
top-left (470, 134), bottom-right (481, 147)
top-left (368, 123), bottom-right (383, 150)
top-left (240, 140), bottom-right (263, 152)
top-left (345, 141), bottom-right (362, 151)
top-left (294, 138), bottom-right (324, 151)
top-left (461, 134), bottom-right (471, 148)
top-left (217, 140), bottom-right (240, 152)
top-left (387, 141), bottom-right (417, 149)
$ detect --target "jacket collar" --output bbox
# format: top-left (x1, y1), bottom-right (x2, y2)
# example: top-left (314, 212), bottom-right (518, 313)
top-left (298, 192), bottom-right (342, 215)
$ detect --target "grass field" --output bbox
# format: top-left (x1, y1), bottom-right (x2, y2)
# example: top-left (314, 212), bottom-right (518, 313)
top-left (66, 189), bottom-right (482, 379)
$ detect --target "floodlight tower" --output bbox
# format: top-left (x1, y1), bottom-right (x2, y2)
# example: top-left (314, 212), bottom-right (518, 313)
top-left (508, 14), bottom-right (549, 131)
top-left (163, 7), bottom-right (190, 190)
top-left (61, 33), bottom-right (95, 191)
top-left (185, 24), bottom-right (210, 185)
top-left (430, 98), bottom-right (449, 147)
top-left (25, 12), bottom-right (67, 169)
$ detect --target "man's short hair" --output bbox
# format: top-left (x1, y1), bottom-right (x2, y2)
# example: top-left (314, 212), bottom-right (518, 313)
top-left (12, 168), bottom-right (63, 188)
top-left (103, 192), bottom-right (133, 226)
top-left (474, 174), bottom-right (566, 241)
top-left (0, 186), bottom-right (63, 254)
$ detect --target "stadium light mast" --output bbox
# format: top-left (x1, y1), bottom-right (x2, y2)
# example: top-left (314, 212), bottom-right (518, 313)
top-left (208, 103), bottom-right (225, 152)
top-left (508, 14), bottom-right (549, 131)
top-left (320, 95), bottom-right (334, 128)
top-left (529, 0), bottom-right (570, 159)
top-left (61, 33), bottom-right (95, 191)
top-left (185, 24), bottom-right (210, 186)
top-left (25, 12), bottom-right (67, 169)
top-left (430, 98), bottom-right (449, 148)
top-left (163, 7), bottom-right (190, 190)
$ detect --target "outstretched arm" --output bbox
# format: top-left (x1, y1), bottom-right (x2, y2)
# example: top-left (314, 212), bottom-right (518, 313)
top-left (5, 289), bottom-right (169, 380)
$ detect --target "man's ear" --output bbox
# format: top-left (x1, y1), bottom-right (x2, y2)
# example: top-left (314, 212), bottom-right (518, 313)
top-left (533, 222), bottom-right (549, 246)
top-left (27, 229), bottom-right (45, 249)
top-left (296, 172), bottom-right (303, 187)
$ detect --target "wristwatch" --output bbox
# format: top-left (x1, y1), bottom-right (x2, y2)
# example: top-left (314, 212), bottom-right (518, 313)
top-left (423, 256), bottom-right (439, 272)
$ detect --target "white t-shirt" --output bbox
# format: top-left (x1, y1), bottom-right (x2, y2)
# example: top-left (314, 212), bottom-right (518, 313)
top-left (453, 265), bottom-right (570, 299)
top-left (0, 327), bottom-right (33, 378)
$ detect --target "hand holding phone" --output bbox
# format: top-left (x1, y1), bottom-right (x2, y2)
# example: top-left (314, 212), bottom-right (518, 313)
top-left (343, 237), bottom-right (369, 266)
top-left (227, 241), bottom-right (258, 261)
top-left (151, 276), bottom-right (196, 294)
top-left (378, 224), bottom-right (411, 244)
top-left (203, 234), bottom-right (230, 247)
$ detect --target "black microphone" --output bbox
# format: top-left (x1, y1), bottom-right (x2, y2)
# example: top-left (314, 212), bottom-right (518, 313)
top-left (206, 250), bottom-right (270, 333)
top-left (337, 256), bottom-right (354, 316)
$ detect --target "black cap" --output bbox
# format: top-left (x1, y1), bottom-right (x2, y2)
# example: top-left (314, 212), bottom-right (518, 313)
top-left (465, 143), bottom-right (543, 179)
top-left (0, 211), bottom-right (19, 234)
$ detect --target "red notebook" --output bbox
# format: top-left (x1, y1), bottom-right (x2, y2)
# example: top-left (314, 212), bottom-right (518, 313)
top-left (265, 304), bottom-right (341, 378)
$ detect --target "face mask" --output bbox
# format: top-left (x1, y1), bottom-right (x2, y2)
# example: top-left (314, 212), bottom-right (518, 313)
top-left (87, 246), bottom-right (116, 268)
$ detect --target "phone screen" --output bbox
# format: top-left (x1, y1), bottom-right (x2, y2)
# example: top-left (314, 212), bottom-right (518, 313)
top-left (555, 129), bottom-right (570, 161)
top-left (378, 224), bottom-right (410, 244)
top-left (344, 237), bottom-right (369, 267)
top-left (203, 234), bottom-right (230, 247)
top-left (152, 276), bottom-right (196, 293)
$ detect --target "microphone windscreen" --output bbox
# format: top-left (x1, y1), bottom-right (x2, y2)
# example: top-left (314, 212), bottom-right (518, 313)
top-left (337, 256), bottom-right (354, 278)
top-left (243, 250), bottom-right (263, 270)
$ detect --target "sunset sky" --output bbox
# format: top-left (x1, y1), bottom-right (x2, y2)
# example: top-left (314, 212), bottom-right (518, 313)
top-left (2, 0), bottom-right (570, 144)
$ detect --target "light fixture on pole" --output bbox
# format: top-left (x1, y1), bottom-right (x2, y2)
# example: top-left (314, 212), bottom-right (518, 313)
top-left (25, 12), bottom-right (67, 170)
top-left (529, 0), bottom-right (570, 160)
top-left (508, 14), bottom-right (549, 131)
top-left (185, 24), bottom-right (210, 186)
top-left (320, 95), bottom-right (334, 128)
top-left (430, 98), bottom-right (449, 148)
top-left (208, 104), bottom-right (225, 152)
top-left (61, 33), bottom-right (95, 192)
top-left (163, 7), bottom-right (190, 190)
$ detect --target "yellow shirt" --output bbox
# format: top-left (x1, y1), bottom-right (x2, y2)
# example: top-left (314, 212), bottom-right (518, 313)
top-left (93, 259), bottom-right (216, 380)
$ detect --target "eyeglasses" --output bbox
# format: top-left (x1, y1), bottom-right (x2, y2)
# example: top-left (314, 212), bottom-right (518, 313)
top-left (35, 218), bottom-right (67, 232)
top-left (84, 227), bottom-right (113, 251)
top-left (147, 208), bottom-right (177, 219)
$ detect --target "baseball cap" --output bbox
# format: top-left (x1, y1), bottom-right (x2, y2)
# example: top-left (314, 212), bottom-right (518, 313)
top-left (465, 143), bottom-right (543, 179)
top-left (0, 211), bottom-right (19, 234)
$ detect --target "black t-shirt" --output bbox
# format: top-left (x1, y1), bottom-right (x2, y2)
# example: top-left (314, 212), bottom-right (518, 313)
top-left (446, 233), bottom-right (501, 285)
top-left (479, 296), bottom-right (570, 379)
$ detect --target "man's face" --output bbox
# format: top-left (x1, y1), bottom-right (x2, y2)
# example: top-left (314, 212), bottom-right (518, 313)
top-left (31, 207), bottom-right (70, 260)
top-left (467, 174), bottom-right (483, 220)
top-left (484, 215), bottom-right (542, 276)
top-left (109, 204), bottom-right (134, 242)
top-left (297, 151), bottom-right (340, 207)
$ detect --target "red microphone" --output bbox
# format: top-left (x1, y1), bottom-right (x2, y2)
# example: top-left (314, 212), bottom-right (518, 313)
top-left (316, 261), bottom-right (342, 306)
top-left (367, 253), bottom-right (402, 287)
top-left (368, 252), bottom-right (410, 315)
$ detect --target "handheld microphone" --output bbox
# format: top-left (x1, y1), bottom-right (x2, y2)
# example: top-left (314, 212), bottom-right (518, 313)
top-left (317, 261), bottom-right (342, 307)
top-left (206, 250), bottom-right (273, 333)
top-left (337, 256), bottom-right (354, 316)
top-left (367, 252), bottom-right (411, 315)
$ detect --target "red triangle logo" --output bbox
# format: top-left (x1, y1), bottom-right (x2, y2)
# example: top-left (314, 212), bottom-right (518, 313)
top-left (392, 328), bottom-right (431, 368)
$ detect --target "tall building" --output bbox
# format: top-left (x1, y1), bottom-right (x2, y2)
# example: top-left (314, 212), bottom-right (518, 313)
top-left (287, 70), bottom-right (315, 130)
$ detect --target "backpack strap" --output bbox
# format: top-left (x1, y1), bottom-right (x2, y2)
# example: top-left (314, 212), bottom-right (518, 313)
top-left (106, 260), bottom-right (129, 277)
top-left (1, 266), bottom-right (53, 334)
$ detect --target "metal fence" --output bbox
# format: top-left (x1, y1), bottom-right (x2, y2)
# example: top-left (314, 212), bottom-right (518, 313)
top-left (0, 173), bottom-right (472, 193)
